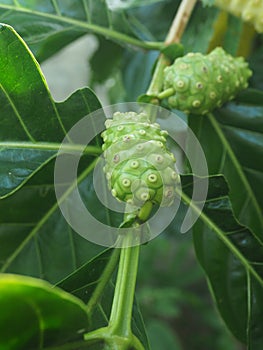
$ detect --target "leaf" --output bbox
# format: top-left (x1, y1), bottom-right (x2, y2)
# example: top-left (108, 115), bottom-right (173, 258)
top-left (180, 175), bottom-right (263, 347)
top-left (0, 24), bottom-right (102, 199)
top-left (56, 249), bottom-right (150, 350)
top-left (0, 274), bottom-right (89, 349)
top-left (0, 24), bottom-right (111, 282)
top-left (188, 89), bottom-right (263, 241)
top-left (182, 3), bottom-right (219, 53)
top-left (0, 0), bottom-right (161, 61)
top-left (56, 248), bottom-right (114, 303)
top-left (122, 49), bottom-right (159, 101)
top-left (90, 37), bottom-right (124, 85)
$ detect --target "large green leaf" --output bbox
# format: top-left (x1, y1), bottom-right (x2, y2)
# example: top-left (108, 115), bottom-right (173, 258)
top-left (180, 175), bottom-right (263, 348)
top-left (188, 90), bottom-right (263, 241)
top-left (0, 0), bottom-right (162, 61)
top-left (0, 24), bottom-right (108, 282)
top-left (0, 24), bottom-right (101, 199)
top-left (0, 274), bottom-right (89, 349)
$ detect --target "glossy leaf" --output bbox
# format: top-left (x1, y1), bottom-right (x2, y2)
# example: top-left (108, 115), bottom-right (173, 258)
top-left (0, 0), bottom-right (160, 61)
top-left (188, 89), bottom-right (263, 241)
top-left (0, 274), bottom-right (89, 349)
top-left (0, 24), bottom-right (101, 199)
top-left (0, 24), bottom-right (111, 282)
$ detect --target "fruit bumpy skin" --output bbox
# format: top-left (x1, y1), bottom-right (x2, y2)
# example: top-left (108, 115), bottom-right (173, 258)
top-left (163, 47), bottom-right (252, 115)
top-left (101, 112), bottom-right (180, 207)
top-left (214, 0), bottom-right (263, 33)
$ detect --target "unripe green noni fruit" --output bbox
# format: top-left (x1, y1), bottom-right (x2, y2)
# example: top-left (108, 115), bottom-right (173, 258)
top-left (163, 47), bottom-right (252, 115)
top-left (214, 0), bottom-right (263, 33)
top-left (101, 112), bottom-right (180, 207)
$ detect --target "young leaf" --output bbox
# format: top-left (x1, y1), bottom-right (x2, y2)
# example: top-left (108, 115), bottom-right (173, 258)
top-left (0, 274), bottom-right (89, 349)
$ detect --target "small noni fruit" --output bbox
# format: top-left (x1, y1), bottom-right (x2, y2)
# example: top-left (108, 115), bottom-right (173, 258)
top-left (101, 111), bottom-right (180, 207)
top-left (163, 47), bottom-right (252, 115)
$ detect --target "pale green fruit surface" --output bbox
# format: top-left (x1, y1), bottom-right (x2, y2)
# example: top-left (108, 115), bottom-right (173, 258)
top-left (101, 112), bottom-right (180, 207)
top-left (163, 47), bottom-right (252, 115)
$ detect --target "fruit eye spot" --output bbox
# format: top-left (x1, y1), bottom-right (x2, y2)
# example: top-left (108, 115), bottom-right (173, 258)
top-left (130, 160), bottom-right (139, 168)
top-left (156, 155), bottom-right (163, 163)
top-left (148, 174), bottom-right (158, 183)
top-left (171, 171), bottom-right (178, 180)
top-left (122, 179), bottom-right (131, 187)
top-left (117, 125), bottom-right (124, 131)
top-left (136, 144), bottom-right (144, 151)
top-left (140, 192), bottom-right (150, 201)
top-left (192, 100), bottom-right (201, 108)
top-left (123, 135), bottom-right (133, 142)
top-left (217, 75), bottom-right (223, 83)
top-left (113, 154), bottom-right (120, 163)
top-left (210, 92), bottom-right (216, 99)
top-left (165, 189), bottom-right (173, 198)
top-left (196, 82), bottom-right (203, 89)
top-left (176, 80), bottom-right (185, 88)
top-left (139, 129), bottom-right (146, 135)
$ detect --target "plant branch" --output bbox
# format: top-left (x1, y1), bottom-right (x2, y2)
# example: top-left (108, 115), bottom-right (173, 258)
top-left (146, 0), bottom-right (197, 98)
top-left (165, 0), bottom-right (198, 45)
top-left (0, 141), bottom-right (102, 155)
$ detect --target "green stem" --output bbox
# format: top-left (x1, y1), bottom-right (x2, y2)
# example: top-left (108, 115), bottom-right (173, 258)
top-left (146, 55), bottom-right (171, 97)
top-left (0, 5), bottom-right (164, 51)
top-left (145, 0), bottom-right (197, 117)
top-left (86, 249), bottom-right (120, 317)
top-left (109, 233), bottom-right (141, 338)
top-left (157, 87), bottom-right (175, 99)
top-left (0, 141), bottom-right (102, 155)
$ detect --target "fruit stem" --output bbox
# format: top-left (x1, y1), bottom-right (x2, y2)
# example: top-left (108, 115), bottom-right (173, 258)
top-left (145, 0), bottom-right (197, 113)
top-left (108, 232), bottom-right (140, 338)
top-left (158, 87), bottom-right (175, 99)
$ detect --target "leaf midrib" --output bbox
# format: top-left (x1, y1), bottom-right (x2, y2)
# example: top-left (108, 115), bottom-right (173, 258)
top-left (0, 158), bottom-right (98, 272)
top-left (0, 3), bottom-right (163, 50)
top-left (0, 83), bottom-right (35, 142)
top-left (180, 189), bottom-right (263, 288)
top-left (208, 113), bottom-right (263, 238)
top-left (0, 141), bottom-right (101, 154)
